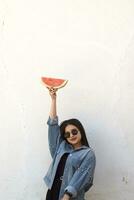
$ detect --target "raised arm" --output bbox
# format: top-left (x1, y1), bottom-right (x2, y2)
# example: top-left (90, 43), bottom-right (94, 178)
top-left (49, 87), bottom-right (57, 119)
top-left (47, 87), bottom-right (63, 158)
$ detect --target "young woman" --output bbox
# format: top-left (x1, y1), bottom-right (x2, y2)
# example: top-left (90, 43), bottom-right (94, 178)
top-left (43, 87), bottom-right (96, 200)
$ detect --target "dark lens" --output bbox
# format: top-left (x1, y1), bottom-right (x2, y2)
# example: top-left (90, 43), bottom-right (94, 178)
top-left (71, 129), bottom-right (78, 135)
top-left (64, 132), bottom-right (70, 138)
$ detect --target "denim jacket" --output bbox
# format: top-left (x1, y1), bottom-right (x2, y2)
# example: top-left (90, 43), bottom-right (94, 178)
top-left (43, 116), bottom-right (96, 200)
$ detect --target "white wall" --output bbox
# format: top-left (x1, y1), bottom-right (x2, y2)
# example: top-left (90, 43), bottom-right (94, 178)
top-left (0, 0), bottom-right (134, 199)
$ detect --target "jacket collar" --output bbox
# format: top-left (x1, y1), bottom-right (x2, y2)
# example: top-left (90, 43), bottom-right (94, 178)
top-left (68, 144), bottom-right (89, 151)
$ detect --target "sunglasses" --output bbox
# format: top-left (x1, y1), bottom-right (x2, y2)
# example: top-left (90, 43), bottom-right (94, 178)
top-left (64, 128), bottom-right (79, 139)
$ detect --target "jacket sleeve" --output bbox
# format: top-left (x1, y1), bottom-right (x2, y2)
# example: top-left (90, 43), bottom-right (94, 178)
top-left (47, 116), bottom-right (63, 158)
top-left (64, 150), bottom-right (96, 198)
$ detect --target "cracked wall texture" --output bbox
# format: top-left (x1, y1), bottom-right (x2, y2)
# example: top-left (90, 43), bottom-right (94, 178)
top-left (0, 0), bottom-right (134, 200)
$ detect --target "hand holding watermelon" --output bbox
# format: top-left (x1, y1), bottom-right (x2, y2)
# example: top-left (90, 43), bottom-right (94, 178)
top-left (48, 87), bottom-right (58, 100)
top-left (41, 76), bottom-right (68, 101)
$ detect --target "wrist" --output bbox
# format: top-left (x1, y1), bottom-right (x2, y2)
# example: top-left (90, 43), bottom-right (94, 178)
top-left (51, 98), bottom-right (56, 101)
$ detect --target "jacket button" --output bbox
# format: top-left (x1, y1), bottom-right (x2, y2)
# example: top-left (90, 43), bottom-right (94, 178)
top-left (60, 176), bottom-right (63, 180)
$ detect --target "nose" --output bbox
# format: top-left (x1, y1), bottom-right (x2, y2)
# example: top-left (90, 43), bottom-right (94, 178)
top-left (70, 133), bottom-right (76, 138)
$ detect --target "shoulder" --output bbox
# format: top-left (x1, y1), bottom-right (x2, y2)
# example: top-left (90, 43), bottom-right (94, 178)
top-left (75, 147), bottom-right (95, 161)
top-left (85, 147), bottom-right (96, 161)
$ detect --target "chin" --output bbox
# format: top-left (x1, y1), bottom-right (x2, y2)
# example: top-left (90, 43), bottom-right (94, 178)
top-left (69, 140), bottom-right (78, 145)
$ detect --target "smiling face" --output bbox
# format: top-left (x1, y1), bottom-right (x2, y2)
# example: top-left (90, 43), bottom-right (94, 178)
top-left (64, 124), bottom-right (82, 149)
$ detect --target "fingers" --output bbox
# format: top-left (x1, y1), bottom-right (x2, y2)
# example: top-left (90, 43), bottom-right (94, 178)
top-left (47, 87), bottom-right (58, 93)
top-left (47, 87), bottom-right (58, 99)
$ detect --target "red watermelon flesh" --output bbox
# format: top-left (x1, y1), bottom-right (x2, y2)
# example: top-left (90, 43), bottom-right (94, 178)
top-left (41, 77), bottom-right (68, 89)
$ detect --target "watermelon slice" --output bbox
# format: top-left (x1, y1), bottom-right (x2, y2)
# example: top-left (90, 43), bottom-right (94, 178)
top-left (41, 77), bottom-right (68, 89)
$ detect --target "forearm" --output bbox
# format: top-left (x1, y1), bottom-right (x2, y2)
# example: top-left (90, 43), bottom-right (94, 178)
top-left (48, 87), bottom-right (58, 119)
top-left (49, 99), bottom-right (57, 119)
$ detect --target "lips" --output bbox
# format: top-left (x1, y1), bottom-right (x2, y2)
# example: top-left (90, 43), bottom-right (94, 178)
top-left (70, 137), bottom-right (77, 141)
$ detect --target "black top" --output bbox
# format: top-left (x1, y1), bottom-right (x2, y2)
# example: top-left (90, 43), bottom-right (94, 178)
top-left (46, 153), bottom-right (69, 200)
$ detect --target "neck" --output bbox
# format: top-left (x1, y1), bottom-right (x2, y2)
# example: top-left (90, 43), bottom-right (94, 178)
top-left (73, 142), bottom-right (82, 150)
